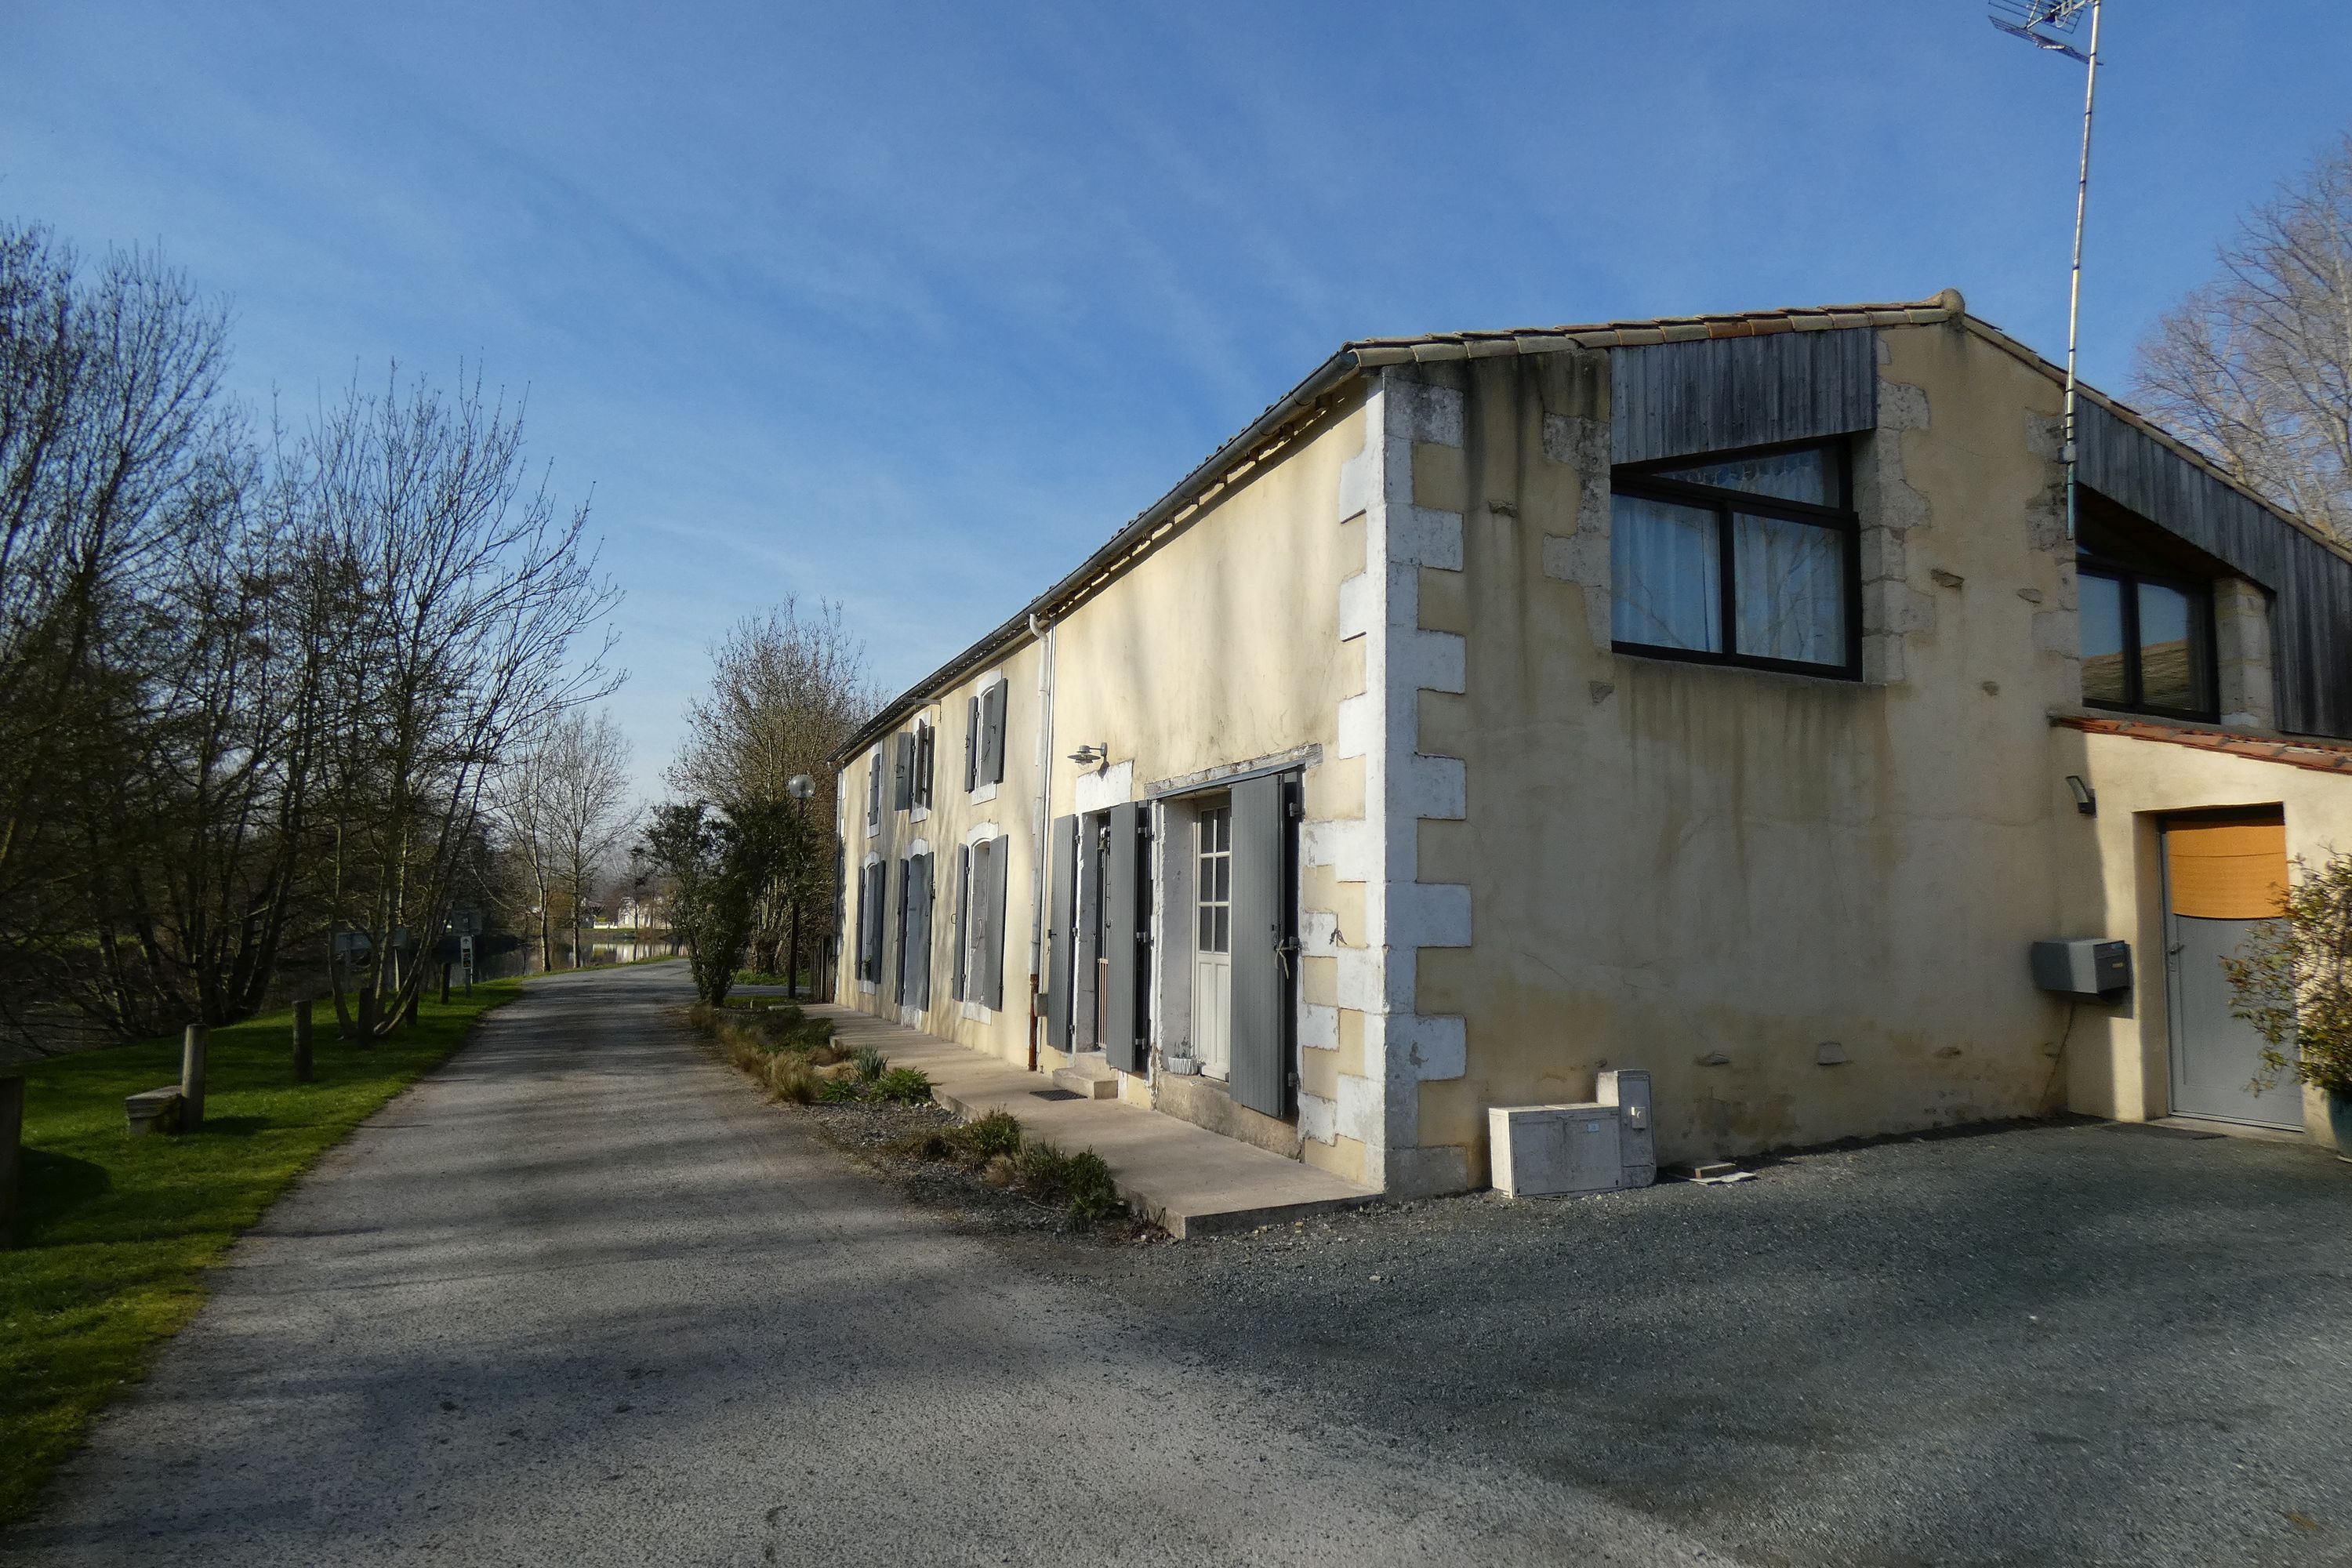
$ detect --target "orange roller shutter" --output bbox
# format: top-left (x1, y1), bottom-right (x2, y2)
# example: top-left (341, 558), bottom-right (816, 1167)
top-left (2165, 820), bottom-right (2288, 920)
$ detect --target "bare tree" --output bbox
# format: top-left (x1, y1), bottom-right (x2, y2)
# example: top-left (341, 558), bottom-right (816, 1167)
top-left (2136, 133), bottom-right (2352, 541)
top-left (669, 601), bottom-right (873, 987)
top-left (0, 228), bottom-right (240, 993)
top-left (543, 710), bottom-right (635, 969)
top-left (487, 722), bottom-right (559, 972)
top-left (303, 365), bottom-right (621, 1037)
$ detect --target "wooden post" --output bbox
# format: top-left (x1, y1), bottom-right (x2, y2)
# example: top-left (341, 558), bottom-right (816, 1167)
top-left (357, 985), bottom-right (378, 1048)
top-left (402, 989), bottom-right (419, 1025)
top-left (180, 1025), bottom-right (208, 1133)
top-left (439, 963), bottom-right (452, 1005)
top-left (292, 1000), bottom-right (314, 1084)
top-left (0, 1070), bottom-right (24, 1249)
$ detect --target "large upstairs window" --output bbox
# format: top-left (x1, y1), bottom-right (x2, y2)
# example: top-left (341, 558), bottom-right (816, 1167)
top-left (2077, 498), bottom-right (2218, 720)
top-left (2078, 565), bottom-right (2215, 720)
top-left (1610, 441), bottom-right (1859, 678)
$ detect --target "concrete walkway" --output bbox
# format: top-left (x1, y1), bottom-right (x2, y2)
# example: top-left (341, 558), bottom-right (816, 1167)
top-left (3, 962), bottom-right (1729, 1567)
top-left (815, 1004), bottom-right (1376, 1238)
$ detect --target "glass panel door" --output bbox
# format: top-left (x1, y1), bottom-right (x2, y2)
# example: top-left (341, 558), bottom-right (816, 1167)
top-left (1190, 806), bottom-right (1232, 1080)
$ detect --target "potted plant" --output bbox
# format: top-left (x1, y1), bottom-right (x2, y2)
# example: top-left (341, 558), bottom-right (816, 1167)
top-left (2223, 850), bottom-right (2352, 1161)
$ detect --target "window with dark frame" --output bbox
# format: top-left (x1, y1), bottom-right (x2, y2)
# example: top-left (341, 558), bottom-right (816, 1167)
top-left (1610, 440), bottom-right (1860, 678)
top-left (2078, 556), bottom-right (2216, 719)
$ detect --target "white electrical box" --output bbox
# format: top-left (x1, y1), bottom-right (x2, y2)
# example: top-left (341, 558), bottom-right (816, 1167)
top-left (1489, 1105), bottom-right (1621, 1197)
top-left (1490, 1069), bottom-right (1660, 1197)
top-left (2031, 938), bottom-right (2131, 998)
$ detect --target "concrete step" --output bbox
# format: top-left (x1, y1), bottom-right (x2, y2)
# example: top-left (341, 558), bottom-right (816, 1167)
top-left (1051, 1052), bottom-right (1120, 1100)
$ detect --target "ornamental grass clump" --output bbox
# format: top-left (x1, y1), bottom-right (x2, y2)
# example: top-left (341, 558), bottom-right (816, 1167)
top-left (2224, 850), bottom-right (2352, 1102)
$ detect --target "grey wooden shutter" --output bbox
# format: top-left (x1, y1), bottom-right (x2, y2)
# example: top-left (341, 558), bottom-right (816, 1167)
top-left (1075, 822), bottom-right (1102, 1047)
top-left (968, 840), bottom-right (996, 1008)
top-left (982, 838), bottom-right (1010, 1009)
top-left (978, 683), bottom-right (1005, 785)
top-left (905, 852), bottom-right (933, 1009)
top-left (964, 699), bottom-right (979, 791)
top-left (913, 722), bottom-right (933, 807)
top-left (1228, 774), bottom-right (1294, 1116)
top-left (1103, 801), bottom-right (1145, 1074)
top-left (858, 862), bottom-right (883, 982)
top-left (952, 845), bottom-right (970, 1000)
top-left (891, 860), bottom-right (909, 1002)
top-left (893, 733), bottom-right (913, 811)
top-left (1046, 815), bottom-right (1077, 1051)
top-left (866, 753), bottom-right (881, 827)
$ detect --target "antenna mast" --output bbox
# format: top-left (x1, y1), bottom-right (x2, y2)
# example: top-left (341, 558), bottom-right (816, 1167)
top-left (1988, 0), bottom-right (2103, 543)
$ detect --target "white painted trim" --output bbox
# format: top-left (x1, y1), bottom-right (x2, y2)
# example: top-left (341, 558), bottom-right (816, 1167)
top-left (1073, 758), bottom-right (1134, 815)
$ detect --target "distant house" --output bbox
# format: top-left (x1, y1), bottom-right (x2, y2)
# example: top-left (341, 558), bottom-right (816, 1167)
top-left (830, 291), bottom-right (2352, 1196)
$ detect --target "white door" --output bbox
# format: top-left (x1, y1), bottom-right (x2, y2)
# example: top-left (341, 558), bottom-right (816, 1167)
top-left (1190, 806), bottom-right (1232, 1080)
top-left (2164, 816), bottom-right (2300, 1128)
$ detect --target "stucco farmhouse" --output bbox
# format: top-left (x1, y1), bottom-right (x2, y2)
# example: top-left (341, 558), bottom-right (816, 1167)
top-left (832, 291), bottom-right (2352, 1196)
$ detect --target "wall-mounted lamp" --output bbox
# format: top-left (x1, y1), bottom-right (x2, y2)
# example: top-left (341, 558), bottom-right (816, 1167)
top-left (1068, 742), bottom-right (1108, 769)
top-left (2065, 775), bottom-right (2096, 816)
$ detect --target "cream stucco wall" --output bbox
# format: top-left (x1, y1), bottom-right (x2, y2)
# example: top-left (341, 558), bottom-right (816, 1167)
top-left (836, 316), bottom-right (2352, 1198)
top-left (2058, 728), bottom-right (2352, 1141)
top-left (834, 388), bottom-right (1375, 1181)
top-left (1399, 319), bottom-right (2347, 1181)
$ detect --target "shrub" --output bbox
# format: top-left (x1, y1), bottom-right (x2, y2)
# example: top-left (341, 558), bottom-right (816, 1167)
top-left (2227, 850), bottom-right (2352, 1098)
top-left (767, 1056), bottom-right (819, 1105)
top-left (816, 1076), bottom-right (863, 1103)
top-left (873, 1066), bottom-right (933, 1104)
top-left (1014, 1139), bottom-right (1073, 1198)
top-left (1059, 1149), bottom-right (1124, 1224)
top-left (959, 1110), bottom-right (1024, 1163)
top-left (850, 1044), bottom-right (887, 1083)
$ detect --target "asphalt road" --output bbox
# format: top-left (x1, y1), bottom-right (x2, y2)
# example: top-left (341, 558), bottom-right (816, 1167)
top-left (4, 964), bottom-right (1725, 1568)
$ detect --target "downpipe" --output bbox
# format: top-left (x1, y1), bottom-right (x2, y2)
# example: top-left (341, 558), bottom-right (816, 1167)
top-left (1026, 610), bottom-right (1054, 1071)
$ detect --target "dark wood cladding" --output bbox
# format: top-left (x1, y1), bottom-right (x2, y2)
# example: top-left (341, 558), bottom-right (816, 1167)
top-left (2080, 402), bottom-right (2352, 739)
top-left (1610, 329), bottom-right (1879, 465)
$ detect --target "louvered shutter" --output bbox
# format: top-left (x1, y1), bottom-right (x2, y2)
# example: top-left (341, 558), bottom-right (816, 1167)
top-left (891, 859), bottom-right (910, 1003)
top-left (893, 733), bottom-right (913, 811)
top-left (976, 837), bottom-right (1010, 1010)
top-left (952, 845), bottom-right (970, 1000)
top-left (905, 852), bottom-right (933, 1008)
top-left (1228, 774), bottom-right (1295, 1116)
top-left (913, 722), bottom-right (933, 807)
top-left (978, 683), bottom-right (1004, 786)
top-left (964, 698), bottom-right (979, 791)
top-left (856, 862), bottom-right (880, 982)
top-left (1103, 801), bottom-right (1145, 1074)
top-left (1046, 815), bottom-right (1077, 1050)
top-left (866, 753), bottom-right (881, 828)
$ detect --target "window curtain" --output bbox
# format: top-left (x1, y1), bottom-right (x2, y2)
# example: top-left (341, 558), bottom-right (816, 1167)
top-left (1732, 514), bottom-right (1845, 666)
top-left (1610, 494), bottom-right (1720, 652)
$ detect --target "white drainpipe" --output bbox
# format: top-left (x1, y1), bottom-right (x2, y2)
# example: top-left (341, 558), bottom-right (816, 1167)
top-left (1026, 611), bottom-right (1056, 1059)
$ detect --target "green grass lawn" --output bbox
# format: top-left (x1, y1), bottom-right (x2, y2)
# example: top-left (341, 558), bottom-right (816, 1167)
top-left (0, 979), bottom-right (525, 1526)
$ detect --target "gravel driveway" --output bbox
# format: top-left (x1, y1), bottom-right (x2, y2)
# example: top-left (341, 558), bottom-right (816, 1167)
top-left (1066, 1120), bottom-right (2352, 1568)
top-left (2, 964), bottom-right (1724, 1567)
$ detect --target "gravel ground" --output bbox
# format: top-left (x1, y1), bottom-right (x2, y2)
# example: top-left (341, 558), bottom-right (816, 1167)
top-left (7, 963), bottom-right (1722, 1567)
top-left (1020, 1119), bottom-right (2352, 1568)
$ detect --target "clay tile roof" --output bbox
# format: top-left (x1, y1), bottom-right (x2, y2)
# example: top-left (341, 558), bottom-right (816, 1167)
top-left (2054, 714), bottom-right (2352, 776)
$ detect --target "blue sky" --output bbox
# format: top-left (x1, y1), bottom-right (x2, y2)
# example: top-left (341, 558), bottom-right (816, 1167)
top-left (4, 2), bottom-right (2347, 798)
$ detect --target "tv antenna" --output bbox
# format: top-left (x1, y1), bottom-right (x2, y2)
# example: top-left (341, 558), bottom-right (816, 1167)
top-left (1988, 0), bottom-right (2103, 542)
